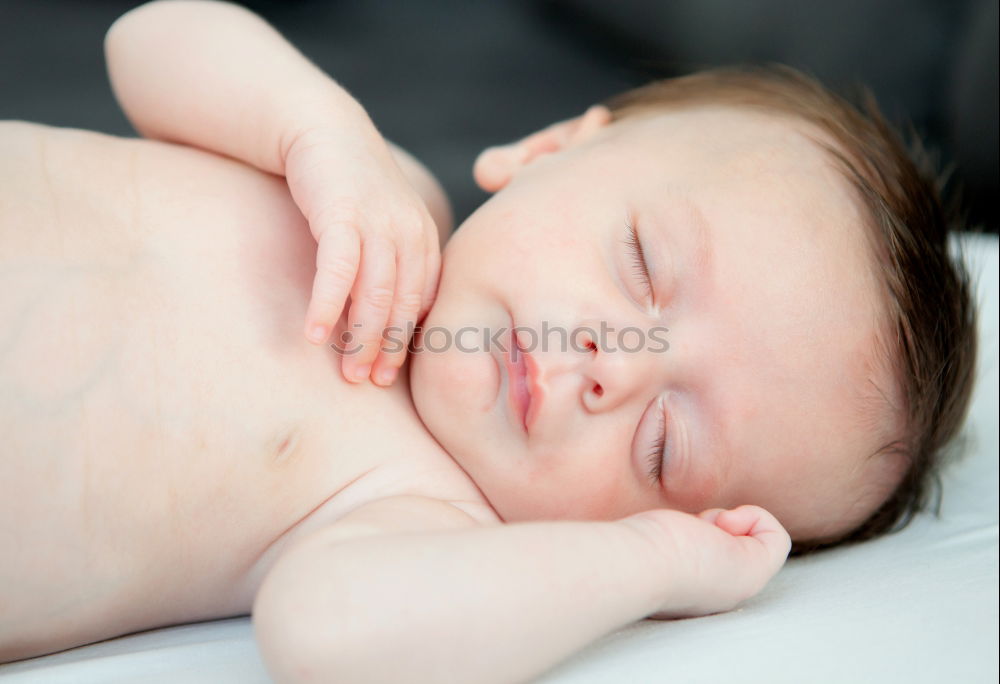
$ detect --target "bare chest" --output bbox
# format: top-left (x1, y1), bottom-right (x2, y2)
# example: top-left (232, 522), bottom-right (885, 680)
top-left (0, 124), bottom-right (492, 657)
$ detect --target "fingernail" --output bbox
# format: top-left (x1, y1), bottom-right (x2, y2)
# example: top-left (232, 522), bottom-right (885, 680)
top-left (352, 364), bottom-right (372, 382)
top-left (308, 324), bottom-right (328, 344)
top-left (375, 367), bottom-right (397, 386)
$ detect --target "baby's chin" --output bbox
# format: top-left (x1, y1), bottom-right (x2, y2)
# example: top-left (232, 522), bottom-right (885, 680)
top-left (405, 328), bottom-right (478, 455)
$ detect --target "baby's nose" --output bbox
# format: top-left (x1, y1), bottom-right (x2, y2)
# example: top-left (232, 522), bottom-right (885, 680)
top-left (570, 320), bottom-right (669, 411)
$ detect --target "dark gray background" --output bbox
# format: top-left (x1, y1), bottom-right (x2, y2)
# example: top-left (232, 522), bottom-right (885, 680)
top-left (1, 0), bottom-right (996, 232)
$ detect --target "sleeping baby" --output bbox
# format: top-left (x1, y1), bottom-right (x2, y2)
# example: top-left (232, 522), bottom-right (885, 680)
top-left (0, 1), bottom-right (977, 681)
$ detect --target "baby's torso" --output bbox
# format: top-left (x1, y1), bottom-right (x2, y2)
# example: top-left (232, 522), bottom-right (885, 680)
top-left (0, 122), bottom-right (494, 659)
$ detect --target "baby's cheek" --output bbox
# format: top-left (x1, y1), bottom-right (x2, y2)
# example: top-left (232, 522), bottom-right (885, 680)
top-left (553, 444), bottom-right (643, 520)
top-left (411, 337), bottom-right (494, 440)
top-left (663, 457), bottom-right (728, 515)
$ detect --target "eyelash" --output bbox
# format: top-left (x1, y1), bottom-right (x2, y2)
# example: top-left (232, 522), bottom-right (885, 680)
top-left (622, 219), bottom-right (666, 484)
top-left (645, 403), bottom-right (667, 485)
top-left (622, 218), bottom-right (654, 301)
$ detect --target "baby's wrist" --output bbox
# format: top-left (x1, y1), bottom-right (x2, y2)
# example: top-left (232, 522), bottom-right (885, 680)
top-left (613, 514), bottom-right (686, 616)
top-left (275, 84), bottom-right (384, 167)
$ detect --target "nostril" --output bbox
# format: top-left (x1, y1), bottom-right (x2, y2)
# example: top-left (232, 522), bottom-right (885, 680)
top-left (586, 339), bottom-right (597, 353)
top-left (593, 383), bottom-right (604, 397)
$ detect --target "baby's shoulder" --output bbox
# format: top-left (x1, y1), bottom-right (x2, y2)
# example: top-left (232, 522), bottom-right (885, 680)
top-left (0, 120), bottom-right (276, 185)
top-left (0, 120), bottom-right (284, 209)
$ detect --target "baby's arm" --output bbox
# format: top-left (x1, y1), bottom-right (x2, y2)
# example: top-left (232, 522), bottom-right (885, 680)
top-left (106, 0), bottom-right (447, 385)
top-left (105, 2), bottom-right (450, 236)
top-left (105, 0), bottom-right (341, 174)
top-left (254, 497), bottom-right (789, 684)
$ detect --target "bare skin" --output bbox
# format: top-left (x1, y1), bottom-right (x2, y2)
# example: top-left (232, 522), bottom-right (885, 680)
top-left (1, 3), bottom-right (793, 680)
top-left (0, 122), bottom-right (786, 680)
top-left (0, 121), bottom-right (496, 660)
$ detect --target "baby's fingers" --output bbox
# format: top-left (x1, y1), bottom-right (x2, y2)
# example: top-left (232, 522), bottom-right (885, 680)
top-left (343, 236), bottom-right (397, 383)
top-left (419, 239), bottom-right (442, 324)
top-left (305, 228), bottom-right (361, 344)
top-left (713, 505), bottom-right (791, 569)
top-left (370, 233), bottom-right (426, 386)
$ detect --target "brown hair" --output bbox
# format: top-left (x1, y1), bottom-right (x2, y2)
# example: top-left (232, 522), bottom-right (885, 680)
top-left (601, 64), bottom-right (979, 555)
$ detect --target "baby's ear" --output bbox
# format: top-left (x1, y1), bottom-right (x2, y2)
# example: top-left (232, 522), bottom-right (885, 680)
top-left (473, 105), bottom-right (612, 193)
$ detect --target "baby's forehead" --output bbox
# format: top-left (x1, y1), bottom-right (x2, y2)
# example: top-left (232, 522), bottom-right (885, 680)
top-left (586, 108), bottom-right (865, 245)
top-left (609, 103), bottom-right (819, 141)
top-left (601, 105), bottom-right (842, 181)
top-left (598, 107), bottom-right (867, 252)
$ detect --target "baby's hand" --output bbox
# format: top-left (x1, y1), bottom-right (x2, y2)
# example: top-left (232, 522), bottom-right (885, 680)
top-left (620, 505), bottom-right (791, 619)
top-left (283, 121), bottom-right (441, 386)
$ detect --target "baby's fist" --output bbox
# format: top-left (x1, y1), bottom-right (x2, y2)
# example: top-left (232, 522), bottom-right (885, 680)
top-left (622, 505), bottom-right (791, 619)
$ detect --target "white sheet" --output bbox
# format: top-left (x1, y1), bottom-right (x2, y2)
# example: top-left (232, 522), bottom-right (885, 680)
top-left (2, 233), bottom-right (997, 684)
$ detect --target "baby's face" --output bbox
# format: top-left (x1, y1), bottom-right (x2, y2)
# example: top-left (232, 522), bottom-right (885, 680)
top-left (410, 106), bottom-right (904, 541)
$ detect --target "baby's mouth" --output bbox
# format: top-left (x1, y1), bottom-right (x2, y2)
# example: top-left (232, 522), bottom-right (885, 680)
top-left (503, 328), bottom-right (531, 433)
top-left (507, 326), bottom-right (543, 435)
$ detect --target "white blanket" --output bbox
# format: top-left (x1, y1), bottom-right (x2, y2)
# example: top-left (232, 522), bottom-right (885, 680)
top-left (2, 233), bottom-right (997, 684)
